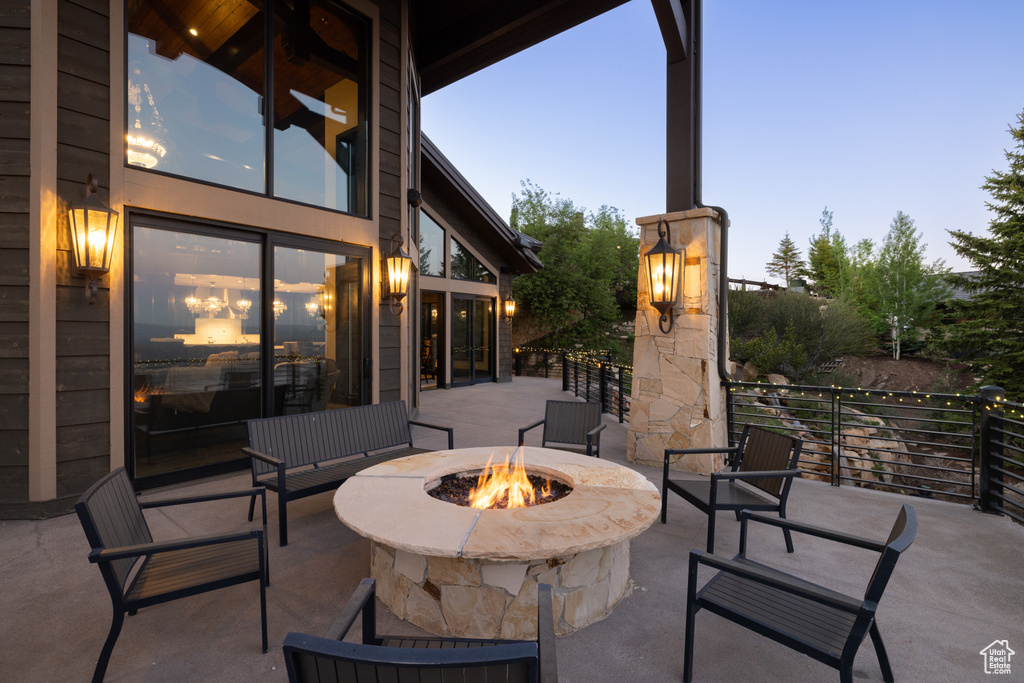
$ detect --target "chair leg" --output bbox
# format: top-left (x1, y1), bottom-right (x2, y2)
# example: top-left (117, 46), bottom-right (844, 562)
top-left (278, 497), bottom-right (288, 547)
top-left (840, 663), bottom-right (854, 683)
top-left (247, 494), bottom-right (256, 523)
top-left (660, 486), bottom-right (669, 524)
top-left (779, 509), bottom-right (795, 553)
top-left (684, 553), bottom-right (700, 683)
top-left (92, 608), bottom-right (125, 683)
top-left (870, 621), bottom-right (894, 683)
top-left (706, 512), bottom-right (716, 554)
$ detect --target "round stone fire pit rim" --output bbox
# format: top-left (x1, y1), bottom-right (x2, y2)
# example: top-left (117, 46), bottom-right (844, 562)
top-left (334, 447), bottom-right (662, 561)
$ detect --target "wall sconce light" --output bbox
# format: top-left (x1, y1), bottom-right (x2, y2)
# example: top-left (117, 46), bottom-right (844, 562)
top-left (643, 217), bottom-right (681, 333)
top-left (503, 295), bottom-right (517, 324)
top-left (68, 174), bottom-right (119, 303)
top-left (383, 234), bottom-right (413, 315)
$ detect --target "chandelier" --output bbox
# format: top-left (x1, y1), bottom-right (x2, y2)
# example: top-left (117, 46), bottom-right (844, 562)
top-left (273, 299), bottom-right (287, 319)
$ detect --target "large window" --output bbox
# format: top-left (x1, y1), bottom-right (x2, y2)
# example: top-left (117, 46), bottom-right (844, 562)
top-left (126, 0), bottom-right (370, 215)
top-left (129, 217), bottom-right (368, 488)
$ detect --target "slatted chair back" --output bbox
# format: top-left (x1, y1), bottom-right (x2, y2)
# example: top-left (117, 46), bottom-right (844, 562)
top-left (249, 401), bottom-right (414, 476)
top-left (736, 425), bottom-right (802, 498)
top-left (283, 637), bottom-right (539, 683)
top-left (543, 400), bottom-right (602, 447)
top-left (75, 468), bottom-right (152, 599)
top-left (864, 504), bottom-right (918, 605)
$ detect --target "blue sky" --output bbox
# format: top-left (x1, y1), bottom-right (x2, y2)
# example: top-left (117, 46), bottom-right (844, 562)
top-left (421, 0), bottom-right (1024, 282)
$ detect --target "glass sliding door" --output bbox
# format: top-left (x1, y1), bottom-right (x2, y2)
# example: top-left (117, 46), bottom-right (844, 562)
top-left (128, 218), bottom-right (370, 488)
top-left (273, 246), bottom-right (364, 414)
top-left (420, 292), bottom-right (443, 390)
top-left (451, 296), bottom-right (494, 386)
top-left (131, 225), bottom-right (262, 483)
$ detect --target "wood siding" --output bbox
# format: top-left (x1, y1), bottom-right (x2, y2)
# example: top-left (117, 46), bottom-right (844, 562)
top-left (0, 0), bottom-right (31, 509)
top-left (54, 0), bottom-right (111, 500)
top-left (377, 0), bottom-right (403, 402)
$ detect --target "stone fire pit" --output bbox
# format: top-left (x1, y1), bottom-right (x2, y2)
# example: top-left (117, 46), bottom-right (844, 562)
top-left (334, 446), bottom-right (660, 638)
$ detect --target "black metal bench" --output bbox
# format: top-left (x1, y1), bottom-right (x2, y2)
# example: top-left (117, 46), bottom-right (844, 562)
top-left (283, 578), bottom-right (558, 682)
top-left (76, 468), bottom-right (268, 683)
top-left (683, 505), bottom-right (918, 683)
top-left (244, 400), bottom-right (454, 546)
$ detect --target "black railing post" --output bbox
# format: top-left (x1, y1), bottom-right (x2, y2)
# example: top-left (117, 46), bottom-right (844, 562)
top-left (514, 349), bottom-right (522, 377)
top-left (979, 385), bottom-right (1006, 514)
top-left (725, 382), bottom-right (735, 446)
top-left (832, 388), bottom-right (841, 487)
top-left (617, 367), bottom-right (625, 423)
top-left (598, 362), bottom-right (607, 413)
top-left (561, 353), bottom-right (568, 391)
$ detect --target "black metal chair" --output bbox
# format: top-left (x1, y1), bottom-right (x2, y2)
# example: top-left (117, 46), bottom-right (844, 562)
top-left (519, 400), bottom-right (605, 457)
top-left (683, 504), bottom-right (918, 683)
top-left (663, 424), bottom-right (803, 553)
top-left (75, 468), bottom-right (268, 683)
top-left (283, 578), bottom-right (558, 683)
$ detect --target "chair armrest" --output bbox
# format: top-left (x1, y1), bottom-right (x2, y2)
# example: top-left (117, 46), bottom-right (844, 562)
top-left (139, 487), bottom-right (266, 509)
top-left (587, 424), bottom-right (606, 437)
top-left (519, 419), bottom-right (545, 446)
top-left (243, 446), bottom-right (284, 468)
top-left (740, 510), bottom-right (886, 551)
top-left (712, 470), bottom-right (801, 482)
top-left (665, 446), bottom-right (738, 464)
top-left (324, 577), bottom-right (376, 642)
top-left (691, 549), bottom-right (863, 613)
top-left (409, 420), bottom-right (455, 450)
top-left (89, 528), bottom-right (263, 563)
top-left (537, 583), bottom-right (558, 683)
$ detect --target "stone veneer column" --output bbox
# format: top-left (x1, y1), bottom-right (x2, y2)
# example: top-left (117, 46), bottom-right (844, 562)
top-left (627, 209), bottom-right (728, 474)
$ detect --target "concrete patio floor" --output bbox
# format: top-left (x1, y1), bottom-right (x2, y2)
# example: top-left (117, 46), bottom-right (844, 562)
top-left (2, 376), bottom-right (1022, 682)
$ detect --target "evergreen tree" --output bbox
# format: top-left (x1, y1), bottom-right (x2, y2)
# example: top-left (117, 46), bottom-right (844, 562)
top-left (807, 207), bottom-right (849, 297)
top-left (765, 232), bottom-right (806, 287)
top-left (942, 109), bottom-right (1024, 396)
top-left (869, 212), bottom-right (949, 359)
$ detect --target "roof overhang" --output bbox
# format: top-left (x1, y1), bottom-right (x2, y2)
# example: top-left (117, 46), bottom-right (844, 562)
top-left (414, 0), bottom-right (631, 95)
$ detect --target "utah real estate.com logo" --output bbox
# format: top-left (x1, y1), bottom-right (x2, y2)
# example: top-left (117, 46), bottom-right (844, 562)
top-left (980, 640), bottom-right (1014, 675)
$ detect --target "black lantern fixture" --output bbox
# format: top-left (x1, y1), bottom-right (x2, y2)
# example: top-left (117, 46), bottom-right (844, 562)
top-left (383, 234), bottom-right (413, 315)
top-left (68, 174), bottom-right (119, 303)
top-left (644, 217), bottom-right (681, 333)
top-left (503, 295), bottom-right (516, 324)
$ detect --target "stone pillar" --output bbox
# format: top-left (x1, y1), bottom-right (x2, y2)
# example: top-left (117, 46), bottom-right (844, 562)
top-left (628, 209), bottom-right (728, 474)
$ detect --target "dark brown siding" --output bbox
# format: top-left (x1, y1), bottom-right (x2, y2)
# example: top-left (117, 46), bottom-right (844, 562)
top-left (0, 0), bottom-right (31, 510)
top-left (54, 0), bottom-right (111, 499)
top-left (377, 0), bottom-right (403, 402)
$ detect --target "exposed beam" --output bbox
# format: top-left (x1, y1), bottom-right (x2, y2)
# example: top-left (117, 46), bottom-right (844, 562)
top-left (651, 0), bottom-right (688, 63)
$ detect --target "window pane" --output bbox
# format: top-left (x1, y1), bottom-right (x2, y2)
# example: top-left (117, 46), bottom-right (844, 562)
top-left (272, 2), bottom-right (370, 214)
top-left (450, 237), bottom-right (494, 283)
top-left (419, 212), bottom-right (445, 277)
top-left (273, 246), bottom-right (363, 415)
top-left (132, 227), bottom-right (262, 479)
top-left (127, 2), bottom-right (265, 192)
top-left (450, 237), bottom-right (474, 280)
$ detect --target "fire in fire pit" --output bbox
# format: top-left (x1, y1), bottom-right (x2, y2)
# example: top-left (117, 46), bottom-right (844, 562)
top-left (427, 449), bottom-right (572, 509)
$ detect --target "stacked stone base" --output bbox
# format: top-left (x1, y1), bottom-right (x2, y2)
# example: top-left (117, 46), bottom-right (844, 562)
top-left (371, 539), bottom-right (631, 638)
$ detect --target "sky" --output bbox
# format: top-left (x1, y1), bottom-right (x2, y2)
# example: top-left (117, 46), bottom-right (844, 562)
top-left (421, 0), bottom-right (1024, 283)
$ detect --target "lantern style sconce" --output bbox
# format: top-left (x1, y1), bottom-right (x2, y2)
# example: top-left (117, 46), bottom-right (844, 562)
top-left (643, 217), bottom-right (681, 333)
top-left (383, 234), bottom-right (413, 315)
top-left (503, 295), bottom-right (517, 324)
top-left (68, 174), bottom-right (119, 303)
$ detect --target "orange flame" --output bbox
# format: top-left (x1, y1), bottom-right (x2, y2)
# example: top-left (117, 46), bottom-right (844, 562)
top-left (134, 382), bottom-right (166, 403)
top-left (468, 449), bottom-right (537, 509)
